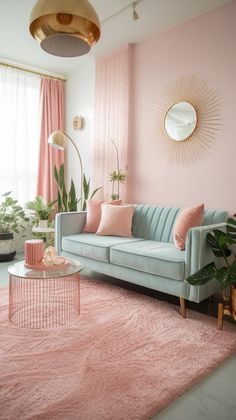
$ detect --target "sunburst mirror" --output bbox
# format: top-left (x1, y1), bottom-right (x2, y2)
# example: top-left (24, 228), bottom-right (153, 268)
top-left (156, 76), bottom-right (221, 164)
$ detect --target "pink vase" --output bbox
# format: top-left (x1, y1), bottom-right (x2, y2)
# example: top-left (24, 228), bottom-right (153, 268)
top-left (25, 239), bottom-right (44, 265)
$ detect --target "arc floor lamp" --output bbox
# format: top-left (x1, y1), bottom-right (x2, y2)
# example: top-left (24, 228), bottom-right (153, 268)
top-left (48, 130), bottom-right (84, 210)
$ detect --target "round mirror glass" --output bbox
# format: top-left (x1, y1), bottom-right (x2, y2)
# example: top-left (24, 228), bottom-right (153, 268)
top-left (164, 101), bottom-right (197, 141)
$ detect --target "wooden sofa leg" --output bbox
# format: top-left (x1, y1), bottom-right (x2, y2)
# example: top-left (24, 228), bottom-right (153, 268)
top-left (179, 297), bottom-right (186, 318)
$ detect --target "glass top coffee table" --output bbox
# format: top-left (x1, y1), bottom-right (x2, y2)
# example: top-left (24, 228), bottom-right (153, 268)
top-left (8, 260), bottom-right (83, 329)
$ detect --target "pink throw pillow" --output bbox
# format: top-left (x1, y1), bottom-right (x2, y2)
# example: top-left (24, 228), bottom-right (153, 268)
top-left (174, 203), bottom-right (204, 251)
top-left (96, 205), bottom-right (134, 237)
top-left (83, 199), bottom-right (122, 233)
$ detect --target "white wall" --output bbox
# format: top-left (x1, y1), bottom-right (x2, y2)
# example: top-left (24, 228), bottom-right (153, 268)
top-left (65, 59), bottom-right (96, 203)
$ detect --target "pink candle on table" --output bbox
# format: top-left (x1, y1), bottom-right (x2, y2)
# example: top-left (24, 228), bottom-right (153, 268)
top-left (25, 239), bottom-right (44, 265)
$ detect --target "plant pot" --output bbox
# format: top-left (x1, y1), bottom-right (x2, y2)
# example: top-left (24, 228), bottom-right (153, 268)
top-left (0, 232), bottom-right (16, 262)
top-left (231, 284), bottom-right (236, 321)
top-left (38, 220), bottom-right (48, 229)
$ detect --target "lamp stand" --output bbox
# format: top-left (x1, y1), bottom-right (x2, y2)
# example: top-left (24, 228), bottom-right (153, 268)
top-left (62, 131), bottom-right (84, 211)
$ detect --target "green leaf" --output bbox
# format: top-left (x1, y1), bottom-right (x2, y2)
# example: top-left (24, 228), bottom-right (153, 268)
top-left (90, 186), bottom-right (102, 200)
top-left (186, 262), bottom-right (217, 286)
top-left (206, 230), bottom-right (231, 258)
top-left (0, 192), bottom-right (28, 234)
top-left (82, 175), bottom-right (103, 210)
top-left (25, 196), bottom-right (56, 220)
top-left (117, 172), bottom-right (126, 183)
top-left (217, 259), bottom-right (236, 288)
top-left (54, 166), bottom-right (59, 183)
top-left (215, 266), bottom-right (230, 289)
top-left (62, 190), bottom-right (68, 212)
top-left (59, 164), bottom-right (65, 191)
top-left (83, 174), bottom-right (90, 200)
top-left (226, 213), bottom-right (236, 242)
top-left (54, 163), bottom-right (80, 212)
top-left (57, 191), bottom-right (62, 213)
top-left (2, 191), bottom-right (12, 197)
top-left (70, 180), bottom-right (76, 203)
top-left (227, 258), bottom-right (236, 286)
top-left (111, 194), bottom-right (119, 200)
top-left (109, 171), bottom-right (119, 182)
top-left (68, 180), bottom-right (78, 211)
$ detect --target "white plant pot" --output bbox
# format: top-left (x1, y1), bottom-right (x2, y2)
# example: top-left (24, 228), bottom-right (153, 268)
top-left (38, 220), bottom-right (48, 229)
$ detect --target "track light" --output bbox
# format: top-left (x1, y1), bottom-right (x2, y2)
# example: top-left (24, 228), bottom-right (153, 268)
top-left (132, 2), bottom-right (139, 21)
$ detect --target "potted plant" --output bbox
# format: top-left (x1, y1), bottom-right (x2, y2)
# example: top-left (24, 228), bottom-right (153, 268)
top-left (186, 213), bottom-right (236, 324)
top-left (26, 196), bottom-right (57, 228)
top-left (54, 164), bottom-right (80, 213)
top-left (54, 164), bottom-right (102, 212)
top-left (109, 139), bottom-right (126, 200)
top-left (0, 191), bottom-right (29, 262)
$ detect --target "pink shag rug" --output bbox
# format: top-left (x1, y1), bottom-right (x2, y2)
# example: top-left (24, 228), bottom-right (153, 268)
top-left (0, 277), bottom-right (235, 420)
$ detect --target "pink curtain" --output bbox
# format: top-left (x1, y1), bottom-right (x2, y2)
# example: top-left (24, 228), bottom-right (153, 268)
top-left (37, 78), bottom-right (65, 202)
top-left (93, 45), bottom-right (133, 201)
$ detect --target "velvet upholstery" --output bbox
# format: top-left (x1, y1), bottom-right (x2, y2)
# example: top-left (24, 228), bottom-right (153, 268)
top-left (56, 205), bottom-right (228, 304)
top-left (110, 241), bottom-right (185, 281)
top-left (62, 234), bottom-right (143, 263)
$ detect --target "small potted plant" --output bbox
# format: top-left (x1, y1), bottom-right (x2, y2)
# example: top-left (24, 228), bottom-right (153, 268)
top-left (26, 196), bottom-right (57, 228)
top-left (0, 192), bottom-right (29, 262)
top-left (109, 139), bottom-right (126, 200)
top-left (186, 213), bottom-right (236, 326)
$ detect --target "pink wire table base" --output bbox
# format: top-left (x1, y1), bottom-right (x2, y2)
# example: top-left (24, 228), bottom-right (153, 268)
top-left (8, 260), bottom-right (82, 329)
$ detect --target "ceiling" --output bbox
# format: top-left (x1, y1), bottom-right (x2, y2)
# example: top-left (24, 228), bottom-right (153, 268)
top-left (0, 0), bottom-right (230, 76)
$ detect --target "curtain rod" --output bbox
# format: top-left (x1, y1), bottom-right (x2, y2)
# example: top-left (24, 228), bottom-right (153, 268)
top-left (0, 61), bottom-right (67, 82)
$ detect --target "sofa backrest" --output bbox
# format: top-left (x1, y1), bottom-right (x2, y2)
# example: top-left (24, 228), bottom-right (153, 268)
top-left (132, 205), bottom-right (228, 243)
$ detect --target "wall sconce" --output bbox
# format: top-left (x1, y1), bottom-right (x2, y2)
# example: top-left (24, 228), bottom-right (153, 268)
top-left (73, 116), bottom-right (83, 131)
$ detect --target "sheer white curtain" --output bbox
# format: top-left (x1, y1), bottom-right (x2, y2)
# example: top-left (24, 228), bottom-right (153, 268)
top-left (0, 66), bottom-right (40, 205)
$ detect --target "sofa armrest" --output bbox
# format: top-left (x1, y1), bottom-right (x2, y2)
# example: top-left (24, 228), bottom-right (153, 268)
top-left (185, 222), bottom-right (226, 278)
top-left (55, 211), bottom-right (86, 254)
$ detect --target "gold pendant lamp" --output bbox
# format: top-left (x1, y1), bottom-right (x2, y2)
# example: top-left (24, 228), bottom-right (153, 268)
top-left (29, 0), bottom-right (100, 57)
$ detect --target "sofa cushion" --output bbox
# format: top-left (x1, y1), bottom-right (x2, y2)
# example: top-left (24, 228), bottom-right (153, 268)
top-left (96, 205), bottom-right (134, 237)
top-left (62, 233), bottom-right (144, 263)
top-left (83, 199), bottom-right (122, 233)
top-left (173, 203), bottom-right (204, 251)
top-left (110, 240), bottom-right (185, 281)
top-left (131, 205), bottom-right (228, 243)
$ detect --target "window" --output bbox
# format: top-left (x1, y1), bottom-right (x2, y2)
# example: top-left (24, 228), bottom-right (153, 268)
top-left (0, 66), bottom-right (40, 205)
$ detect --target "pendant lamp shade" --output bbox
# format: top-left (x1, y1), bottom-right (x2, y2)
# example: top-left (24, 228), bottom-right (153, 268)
top-left (29, 0), bottom-right (100, 57)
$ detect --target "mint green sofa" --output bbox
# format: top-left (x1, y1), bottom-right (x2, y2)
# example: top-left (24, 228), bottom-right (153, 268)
top-left (55, 205), bottom-right (227, 316)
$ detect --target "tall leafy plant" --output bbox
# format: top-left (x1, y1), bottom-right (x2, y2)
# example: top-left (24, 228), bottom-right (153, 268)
top-left (82, 175), bottom-right (102, 211)
top-left (54, 164), bottom-right (102, 212)
top-left (0, 192), bottom-right (28, 234)
top-left (186, 214), bottom-right (236, 289)
top-left (54, 164), bottom-right (80, 212)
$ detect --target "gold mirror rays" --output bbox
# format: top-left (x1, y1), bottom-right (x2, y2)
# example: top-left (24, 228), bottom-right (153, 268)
top-left (155, 76), bottom-right (221, 164)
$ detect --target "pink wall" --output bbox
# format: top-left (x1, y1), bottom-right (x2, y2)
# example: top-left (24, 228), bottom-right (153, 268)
top-left (127, 1), bottom-right (236, 214)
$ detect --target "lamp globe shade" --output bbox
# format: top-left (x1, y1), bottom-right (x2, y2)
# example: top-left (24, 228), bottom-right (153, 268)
top-left (48, 130), bottom-right (68, 150)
